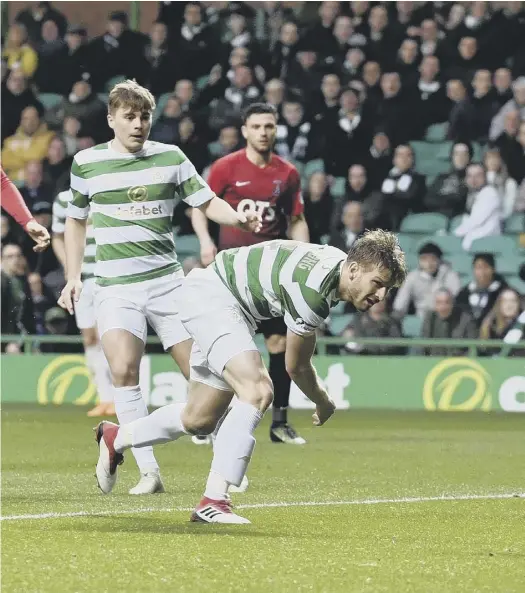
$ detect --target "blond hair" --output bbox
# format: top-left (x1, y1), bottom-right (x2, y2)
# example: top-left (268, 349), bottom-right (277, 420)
top-left (108, 79), bottom-right (156, 114)
top-left (480, 288), bottom-right (521, 338)
top-left (347, 229), bottom-right (407, 288)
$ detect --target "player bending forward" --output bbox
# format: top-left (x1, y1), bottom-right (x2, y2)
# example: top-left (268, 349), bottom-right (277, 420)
top-left (95, 231), bottom-right (407, 523)
top-left (58, 80), bottom-right (260, 495)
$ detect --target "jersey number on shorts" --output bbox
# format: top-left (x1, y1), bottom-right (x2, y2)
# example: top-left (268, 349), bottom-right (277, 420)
top-left (238, 199), bottom-right (276, 222)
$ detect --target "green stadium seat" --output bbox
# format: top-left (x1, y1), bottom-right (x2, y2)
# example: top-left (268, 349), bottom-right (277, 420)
top-left (402, 315), bottom-right (422, 337)
top-left (304, 158), bottom-right (325, 178)
top-left (505, 214), bottom-right (525, 235)
top-left (435, 141), bottom-right (453, 161)
top-left (468, 235), bottom-right (517, 255)
top-left (459, 272), bottom-right (471, 286)
top-left (496, 255), bottom-right (523, 276)
top-left (449, 254), bottom-right (473, 276)
top-left (417, 234), bottom-right (464, 255)
top-left (425, 122), bottom-right (448, 143)
top-left (105, 75), bottom-right (126, 93)
top-left (174, 234), bottom-right (200, 258)
top-left (196, 75), bottom-right (209, 90)
top-left (449, 215), bottom-right (464, 233)
top-left (38, 93), bottom-right (62, 110)
top-left (289, 160), bottom-right (305, 177)
top-left (400, 213), bottom-right (448, 234)
top-left (208, 141), bottom-right (222, 158)
top-left (405, 252), bottom-right (419, 271)
top-left (331, 301), bottom-right (346, 315)
top-left (331, 176), bottom-right (346, 198)
top-left (153, 92), bottom-right (171, 123)
top-left (471, 142), bottom-right (483, 162)
top-left (329, 313), bottom-right (353, 335)
top-left (397, 233), bottom-right (416, 254)
top-left (508, 276), bottom-right (525, 295)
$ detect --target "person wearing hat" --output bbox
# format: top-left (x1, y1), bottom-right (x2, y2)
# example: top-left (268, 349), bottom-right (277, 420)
top-left (455, 253), bottom-right (508, 327)
top-left (393, 242), bottom-right (461, 319)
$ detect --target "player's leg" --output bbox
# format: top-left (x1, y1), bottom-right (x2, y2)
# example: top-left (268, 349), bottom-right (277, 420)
top-left (262, 319), bottom-right (306, 445)
top-left (96, 289), bottom-right (162, 495)
top-left (74, 279), bottom-right (114, 417)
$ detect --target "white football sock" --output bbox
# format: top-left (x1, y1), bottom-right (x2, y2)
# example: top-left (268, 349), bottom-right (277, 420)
top-left (205, 400), bottom-right (262, 500)
top-left (115, 403), bottom-right (188, 452)
top-left (113, 385), bottom-right (159, 473)
top-left (85, 344), bottom-right (113, 404)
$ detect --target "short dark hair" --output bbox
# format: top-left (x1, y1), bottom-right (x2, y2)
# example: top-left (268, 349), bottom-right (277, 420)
top-left (242, 102), bottom-right (278, 124)
top-left (473, 252), bottom-right (495, 269)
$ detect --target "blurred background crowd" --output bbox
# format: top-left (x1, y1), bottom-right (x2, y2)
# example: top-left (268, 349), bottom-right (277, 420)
top-left (1, 1), bottom-right (524, 355)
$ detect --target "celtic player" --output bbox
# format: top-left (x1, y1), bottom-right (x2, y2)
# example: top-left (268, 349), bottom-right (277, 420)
top-left (53, 189), bottom-right (114, 418)
top-left (58, 80), bottom-right (260, 496)
top-left (95, 231), bottom-right (407, 522)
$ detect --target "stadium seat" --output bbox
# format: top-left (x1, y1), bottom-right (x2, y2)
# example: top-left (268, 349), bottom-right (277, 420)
top-left (471, 142), bottom-right (484, 162)
top-left (425, 122), bottom-right (449, 143)
top-left (404, 252), bottom-right (419, 271)
top-left (304, 158), bottom-right (325, 178)
top-left (496, 255), bottom-right (523, 276)
top-left (505, 214), bottom-right (525, 235)
top-left (449, 215), bottom-right (464, 233)
top-left (289, 160), bottom-right (305, 177)
top-left (402, 315), bottom-right (422, 337)
top-left (330, 176), bottom-right (346, 198)
top-left (449, 254), bottom-right (473, 276)
top-left (468, 235), bottom-right (517, 255)
top-left (508, 276), bottom-right (525, 295)
top-left (174, 234), bottom-right (200, 258)
top-left (329, 313), bottom-right (353, 335)
top-left (397, 233), bottom-right (416, 254)
top-left (97, 93), bottom-right (108, 104)
top-left (331, 301), bottom-right (346, 315)
top-left (434, 141), bottom-right (453, 161)
top-left (153, 92), bottom-right (171, 123)
top-left (196, 75), bottom-right (209, 90)
top-left (105, 75), bottom-right (126, 93)
top-left (38, 93), bottom-right (62, 110)
top-left (400, 213), bottom-right (448, 234)
top-left (208, 141), bottom-right (222, 158)
top-left (417, 234), bottom-right (463, 255)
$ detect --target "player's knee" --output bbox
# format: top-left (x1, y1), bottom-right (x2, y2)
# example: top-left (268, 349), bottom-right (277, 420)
top-left (81, 328), bottom-right (98, 348)
top-left (240, 375), bottom-right (274, 412)
top-left (109, 360), bottom-right (139, 387)
top-left (181, 409), bottom-right (217, 435)
top-left (265, 334), bottom-right (286, 354)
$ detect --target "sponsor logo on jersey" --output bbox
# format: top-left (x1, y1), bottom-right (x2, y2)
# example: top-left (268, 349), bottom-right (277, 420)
top-left (115, 204), bottom-right (165, 218)
top-left (235, 181), bottom-right (251, 187)
top-left (127, 185), bottom-right (149, 202)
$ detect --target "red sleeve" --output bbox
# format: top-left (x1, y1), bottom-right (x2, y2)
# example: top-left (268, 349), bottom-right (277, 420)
top-left (1, 169), bottom-right (33, 227)
top-left (207, 159), bottom-right (228, 197)
top-left (287, 167), bottom-right (305, 217)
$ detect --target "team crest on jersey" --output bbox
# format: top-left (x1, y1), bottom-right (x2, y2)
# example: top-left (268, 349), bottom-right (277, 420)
top-left (151, 169), bottom-right (166, 184)
top-left (272, 180), bottom-right (282, 196)
top-left (128, 185), bottom-right (148, 202)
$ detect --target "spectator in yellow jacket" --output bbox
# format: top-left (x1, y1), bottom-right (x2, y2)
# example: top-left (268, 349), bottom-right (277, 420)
top-left (1, 106), bottom-right (54, 182)
top-left (2, 23), bottom-right (38, 78)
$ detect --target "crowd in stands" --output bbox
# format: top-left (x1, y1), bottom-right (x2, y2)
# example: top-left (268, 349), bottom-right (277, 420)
top-left (1, 1), bottom-right (524, 354)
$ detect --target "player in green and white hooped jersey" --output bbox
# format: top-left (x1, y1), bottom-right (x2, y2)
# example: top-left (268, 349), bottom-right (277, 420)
top-left (52, 189), bottom-right (115, 418)
top-left (58, 80), bottom-right (261, 496)
top-left (95, 230), bottom-right (407, 523)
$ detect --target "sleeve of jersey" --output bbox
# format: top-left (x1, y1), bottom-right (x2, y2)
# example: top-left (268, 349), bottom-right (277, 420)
top-left (289, 168), bottom-right (305, 217)
top-left (175, 149), bottom-right (214, 207)
top-left (67, 158), bottom-right (90, 219)
top-left (51, 192), bottom-right (70, 234)
top-left (281, 283), bottom-right (330, 337)
top-left (1, 169), bottom-right (33, 227)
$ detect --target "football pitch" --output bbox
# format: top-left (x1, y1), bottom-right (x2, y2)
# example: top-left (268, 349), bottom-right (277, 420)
top-left (2, 406), bottom-right (524, 593)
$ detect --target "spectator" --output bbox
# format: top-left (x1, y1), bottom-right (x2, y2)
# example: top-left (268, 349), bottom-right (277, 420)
top-left (313, 73), bottom-right (341, 126)
top-left (342, 299), bottom-right (404, 356)
top-left (469, 69), bottom-right (499, 143)
top-left (484, 148), bottom-right (518, 219)
top-left (415, 55), bottom-right (449, 134)
top-left (420, 289), bottom-right (478, 356)
top-left (1, 106), bottom-right (54, 182)
top-left (361, 60), bottom-right (383, 110)
top-left (275, 97), bottom-right (316, 163)
top-left (176, 2), bottom-right (217, 81)
top-left (419, 18), bottom-right (443, 58)
top-left (367, 5), bottom-right (396, 67)
top-left (423, 141), bottom-right (472, 218)
top-left (326, 15), bottom-right (367, 65)
top-left (174, 79), bottom-right (195, 113)
top-left (45, 80), bottom-right (108, 143)
top-left (489, 76), bottom-right (525, 142)
top-left (303, 172), bottom-right (333, 244)
top-left (27, 271), bottom-right (54, 334)
top-left (224, 9), bottom-right (256, 55)
top-left (395, 39), bottom-right (420, 87)
top-left (19, 160), bottom-right (54, 213)
top-left (177, 115), bottom-right (209, 175)
top-left (364, 131), bottom-right (392, 189)
top-left (0, 243), bottom-right (35, 337)
top-left (270, 21), bottom-right (299, 80)
top-left (2, 23), bottom-right (38, 78)
top-left (377, 144), bottom-right (426, 230)
top-left (39, 307), bottom-right (82, 353)
top-left (447, 78), bottom-right (476, 141)
top-left (445, 37), bottom-right (480, 82)
top-left (376, 72), bottom-right (414, 145)
top-left (264, 79), bottom-right (285, 118)
top-left (493, 67), bottom-right (513, 108)
top-left (213, 126), bottom-right (242, 160)
top-left (15, 2), bottom-right (67, 45)
top-left (61, 116), bottom-right (88, 156)
top-left (22, 198), bottom-right (58, 278)
top-left (493, 109), bottom-right (524, 184)
top-left (456, 253), bottom-right (508, 326)
top-left (480, 288), bottom-right (523, 355)
top-left (286, 41), bottom-right (321, 100)
top-left (1, 69), bottom-right (43, 142)
top-left (454, 163), bottom-right (502, 250)
top-left (37, 19), bottom-right (64, 58)
top-left (305, 1), bottom-right (341, 55)
top-left (329, 201), bottom-right (364, 251)
top-left (340, 47), bottom-right (366, 84)
top-left (1, 215), bottom-right (21, 249)
top-left (150, 95), bottom-right (183, 144)
top-left (393, 242), bottom-right (461, 319)
top-left (42, 136), bottom-right (72, 193)
top-left (142, 21), bottom-right (180, 96)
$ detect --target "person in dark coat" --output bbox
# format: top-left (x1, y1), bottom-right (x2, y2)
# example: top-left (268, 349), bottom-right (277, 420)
top-left (2, 70), bottom-right (43, 143)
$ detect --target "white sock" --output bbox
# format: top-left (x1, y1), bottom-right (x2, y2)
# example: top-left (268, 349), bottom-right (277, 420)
top-left (205, 400), bottom-right (262, 500)
top-left (115, 403), bottom-right (188, 452)
top-left (85, 344), bottom-right (113, 404)
top-left (113, 385), bottom-right (159, 474)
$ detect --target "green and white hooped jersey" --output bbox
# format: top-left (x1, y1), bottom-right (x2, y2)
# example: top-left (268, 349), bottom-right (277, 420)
top-left (67, 141), bottom-right (213, 286)
top-left (212, 240), bottom-right (346, 336)
top-left (52, 189), bottom-right (96, 280)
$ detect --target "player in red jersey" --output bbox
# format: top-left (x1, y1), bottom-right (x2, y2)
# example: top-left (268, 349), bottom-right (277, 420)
top-left (192, 103), bottom-right (310, 446)
top-left (1, 168), bottom-right (50, 251)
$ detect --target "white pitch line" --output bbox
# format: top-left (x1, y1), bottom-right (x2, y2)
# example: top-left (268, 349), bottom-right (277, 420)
top-left (1, 492), bottom-right (523, 522)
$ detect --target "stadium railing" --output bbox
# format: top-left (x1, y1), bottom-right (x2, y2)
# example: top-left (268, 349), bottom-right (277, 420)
top-left (2, 334), bottom-right (524, 357)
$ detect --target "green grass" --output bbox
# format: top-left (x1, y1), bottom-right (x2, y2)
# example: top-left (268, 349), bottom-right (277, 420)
top-left (2, 406), bottom-right (524, 593)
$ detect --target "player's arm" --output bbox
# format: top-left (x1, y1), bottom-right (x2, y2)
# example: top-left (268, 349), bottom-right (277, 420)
top-left (191, 207), bottom-right (217, 265)
top-left (285, 330), bottom-right (335, 426)
top-left (58, 163), bottom-right (89, 314)
top-left (288, 213), bottom-right (310, 242)
top-left (286, 168), bottom-right (309, 242)
top-left (51, 193), bottom-right (68, 271)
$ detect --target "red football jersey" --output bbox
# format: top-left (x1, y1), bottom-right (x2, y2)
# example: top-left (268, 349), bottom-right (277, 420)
top-left (207, 149), bottom-right (304, 250)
